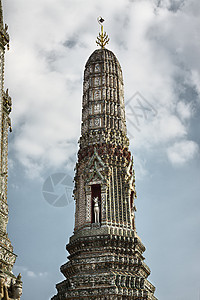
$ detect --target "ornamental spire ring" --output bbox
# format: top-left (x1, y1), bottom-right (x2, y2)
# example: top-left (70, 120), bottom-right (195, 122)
top-left (96, 16), bottom-right (110, 49)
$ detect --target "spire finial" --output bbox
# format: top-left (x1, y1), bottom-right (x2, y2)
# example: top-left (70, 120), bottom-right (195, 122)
top-left (96, 16), bottom-right (110, 49)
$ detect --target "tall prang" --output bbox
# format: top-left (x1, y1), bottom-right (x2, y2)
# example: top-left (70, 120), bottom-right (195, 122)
top-left (52, 18), bottom-right (157, 300)
top-left (0, 1), bottom-right (23, 299)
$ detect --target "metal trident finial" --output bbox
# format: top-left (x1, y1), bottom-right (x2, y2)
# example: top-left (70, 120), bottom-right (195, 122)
top-left (96, 16), bottom-right (110, 49)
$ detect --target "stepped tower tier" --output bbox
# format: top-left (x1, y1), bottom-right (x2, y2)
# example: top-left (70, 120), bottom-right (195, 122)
top-left (75, 48), bottom-right (134, 232)
top-left (80, 48), bottom-right (128, 145)
top-left (0, 1), bottom-right (22, 299)
top-left (52, 21), bottom-right (157, 300)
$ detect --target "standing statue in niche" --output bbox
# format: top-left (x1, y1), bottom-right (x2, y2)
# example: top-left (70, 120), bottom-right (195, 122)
top-left (93, 197), bottom-right (100, 223)
top-left (131, 205), bottom-right (137, 230)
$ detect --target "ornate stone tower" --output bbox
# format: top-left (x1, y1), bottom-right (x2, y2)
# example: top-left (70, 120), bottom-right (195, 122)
top-left (0, 1), bottom-right (22, 299)
top-left (52, 19), bottom-right (157, 300)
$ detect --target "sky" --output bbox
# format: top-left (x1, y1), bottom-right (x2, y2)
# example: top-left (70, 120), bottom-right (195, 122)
top-left (2, 0), bottom-right (200, 299)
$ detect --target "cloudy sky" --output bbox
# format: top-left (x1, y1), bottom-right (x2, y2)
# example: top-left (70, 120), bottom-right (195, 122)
top-left (2, 0), bottom-right (200, 299)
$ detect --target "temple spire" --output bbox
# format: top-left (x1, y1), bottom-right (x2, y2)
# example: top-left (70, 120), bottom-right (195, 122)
top-left (0, 0), bottom-right (9, 50)
top-left (0, 1), bottom-right (22, 298)
top-left (96, 16), bottom-right (110, 48)
top-left (52, 22), bottom-right (157, 300)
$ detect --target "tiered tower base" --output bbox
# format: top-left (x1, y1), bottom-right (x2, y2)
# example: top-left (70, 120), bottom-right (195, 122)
top-left (52, 226), bottom-right (157, 300)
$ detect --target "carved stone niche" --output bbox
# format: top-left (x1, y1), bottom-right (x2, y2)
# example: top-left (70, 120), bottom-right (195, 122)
top-left (100, 184), bottom-right (107, 226)
top-left (84, 179), bottom-right (107, 228)
top-left (90, 181), bottom-right (101, 225)
top-left (85, 185), bottom-right (91, 224)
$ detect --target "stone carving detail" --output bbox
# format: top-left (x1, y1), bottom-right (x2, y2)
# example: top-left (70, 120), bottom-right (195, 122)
top-left (78, 143), bottom-right (131, 163)
top-left (94, 103), bottom-right (101, 113)
top-left (94, 117), bottom-right (100, 127)
top-left (0, 6), bottom-right (22, 297)
top-left (94, 77), bottom-right (101, 86)
top-left (3, 89), bottom-right (12, 114)
top-left (0, 268), bottom-right (22, 300)
top-left (131, 205), bottom-right (137, 230)
top-left (94, 89), bottom-right (100, 100)
top-left (52, 47), bottom-right (157, 299)
top-left (94, 64), bottom-right (100, 72)
top-left (93, 197), bottom-right (100, 223)
top-left (86, 194), bottom-right (91, 222)
top-left (101, 193), bottom-right (106, 221)
top-left (0, 22), bottom-right (9, 49)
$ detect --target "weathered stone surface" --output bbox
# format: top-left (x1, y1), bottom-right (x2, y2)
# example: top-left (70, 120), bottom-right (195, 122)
top-left (52, 44), bottom-right (157, 299)
top-left (0, 1), bottom-right (22, 297)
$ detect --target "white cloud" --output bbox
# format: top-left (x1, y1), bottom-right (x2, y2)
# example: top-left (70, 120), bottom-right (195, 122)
top-left (39, 272), bottom-right (48, 277)
top-left (27, 271), bottom-right (36, 278)
top-left (3, 0), bottom-right (199, 178)
top-left (14, 266), bottom-right (48, 279)
top-left (167, 140), bottom-right (199, 165)
top-left (127, 110), bottom-right (187, 150)
top-left (154, 0), bottom-right (185, 11)
top-left (156, 113), bottom-right (186, 141)
top-left (133, 154), bottom-right (149, 180)
top-left (176, 101), bottom-right (194, 120)
top-left (191, 70), bottom-right (200, 99)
